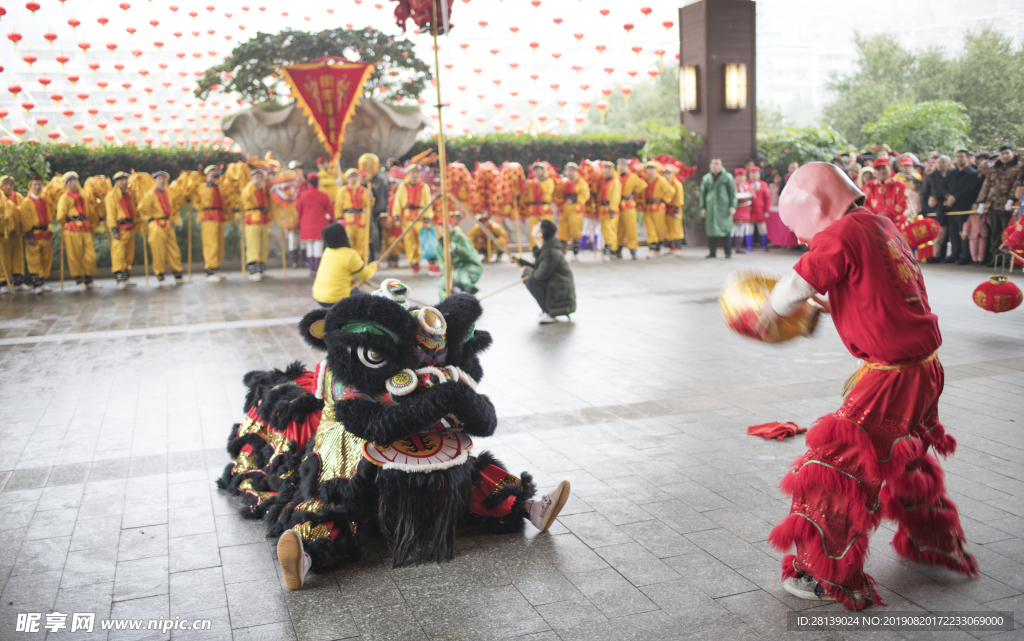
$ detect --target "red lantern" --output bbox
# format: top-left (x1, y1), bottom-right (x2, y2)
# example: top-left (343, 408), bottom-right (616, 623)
top-left (47, 130), bottom-right (61, 141)
top-left (7, 32), bottom-right (23, 45)
top-left (595, 44), bottom-right (606, 54)
top-left (35, 116), bottom-right (48, 126)
top-left (72, 121), bottom-right (84, 131)
top-left (553, 17), bottom-right (562, 25)
top-left (623, 23), bottom-right (634, 32)
top-left (901, 217), bottom-right (941, 249)
top-left (663, 21), bottom-right (674, 30)
top-left (43, 31), bottom-right (57, 43)
top-left (599, 9), bottom-right (610, 17)
top-left (56, 54), bottom-right (70, 65)
top-left (22, 54), bottom-right (37, 66)
top-left (25, 1), bottom-right (41, 12)
top-left (973, 276), bottom-right (1022, 313)
top-left (631, 46), bottom-right (643, 55)
top-left (640, 6), bottom-right (652, 16)
top-left (97, 16), bottom-right (109, 26)
top-left (510, 26), bottom-right (519, 34)
top-left (68, 18), bottom-right (80, 28)
top-left (78, 42), bottom-right (91, 52)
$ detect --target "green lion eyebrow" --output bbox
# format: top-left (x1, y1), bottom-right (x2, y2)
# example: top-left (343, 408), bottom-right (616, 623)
top-left (463, 323), bottom-right (475, 343)
top-left (340, 321), bottom-right (399, 344)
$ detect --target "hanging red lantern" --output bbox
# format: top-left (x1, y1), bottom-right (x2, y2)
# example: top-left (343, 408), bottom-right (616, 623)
top-left (21, 101), bottom-right (34, 112)
top-left (509, 62), bottom-right (519, 71)
top-left (12, 126), bottom-right (27, 135)
top-left (595, 44), bottom-right (606, 54)
top-left (510, 26), bottom-right (519, 34)
top-left (623, 23), bottom-right (634, 33)
top-left (72, 121), bottom-right (84, 131)
top-left (571, 64), bottom-right (582, 73)
top-left (603, 67), bottom-right (614, 76)
top-left (88, 62), bottom-right (100, 71)
top-left (56, 54), bottom-right (70, 65)
top-left (106, 43), bottom-right (118, 52)
top-left (8, 84), bottom-right (22, 96)
top-left (478, 20), bottom-right (487, 27)
top-left (37, 76), bottom-right (50, 87)
top-left (67, 75), bottom-right (80, 84)
top-left (35, 116), bottom-right (48, 126)
top-left (973, 276), bottom-right (1022, 313)
top-left (127, 26), bottom-right (137, 35)
top-left (663, 21), bottom-right (674, 30)
top-left (640, 6), bottom-right (652, 16)
top-left (553, 17), bottom-right (562, 25)
top-left (114, 63), bottom-right (125, 72)
top-left (7, 32), bottom-right (22, 45)
top-left (22, 54), bottom-right (37, 66)
top-left (47, 130), bottom-right (60, 141)
top-left (574, 33), bottom-right (584, 42)
top-left (97, 16), bottom-right (109, 26)
top-left (599, 9), bottom-right (609, 17)
top-left (78, 42), bottom-right (91, 52)
top-left (76, 92), bottom-right (88, 100)
top-left (530, 0), bottom-right (540, 6)
top-left (648, 69), bottom-right (660, 79)
top-left (529, 41), bottom-right (539, 51)
top-left (25, 1), bottom-right (40, 12)
top-left (62, 108), bottom-right (74, 117)
top-left (49, 92), bottom-right (62, 103)
top-left (901, 218), bottom-right (941, 248)
top-left (43, 31), bottom-right (57, 43)
top-left (631, 46), bottom-right (643, 55)
top-left (580, 84), bottom-right (590, 91)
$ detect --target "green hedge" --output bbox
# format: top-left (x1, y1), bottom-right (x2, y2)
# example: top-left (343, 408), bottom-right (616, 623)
top-left (402, 133), bottom-right (648, 168)
top-left (42, 145), bottom-right (244, 182)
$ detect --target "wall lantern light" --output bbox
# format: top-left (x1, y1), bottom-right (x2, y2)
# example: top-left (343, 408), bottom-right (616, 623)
top-left (724, 62), bottom-right (747, 110)
top-left (680, 65), bottom-right (698, 112)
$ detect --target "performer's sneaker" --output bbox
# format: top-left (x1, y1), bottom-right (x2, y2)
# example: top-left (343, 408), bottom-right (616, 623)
top-left (117, 281), bottom-right (128, 291)
top-left (206, 274), bottom-right (219, 283)
top-left (40, 283), bottom-right (52, 292)
top-left (277, 529), bottom-right (312, 591)
top-left (538, 313), bottom-right (557, 324)
top-left (528, 481), bottom-right (570, 532)
top-left (411, 264), bottom-right (421, 275)
top-left (33, 285), bottom-right (45, 295)
top-left (76, 283), bottom-right (88, 292)
top-left (782, 574), bottom-right (861, 603)
top-left (15, 283), bottom-right (31, 292)
top-left (247, 273), bottom-right (262, 282)
top-left (0, 285), bottom-right (8, 295)
top-left (428, 263), bottom-right (441, 275)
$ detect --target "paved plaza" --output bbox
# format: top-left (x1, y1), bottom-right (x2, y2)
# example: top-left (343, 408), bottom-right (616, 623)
top-left (1, 247), bottom-right (1023, 641)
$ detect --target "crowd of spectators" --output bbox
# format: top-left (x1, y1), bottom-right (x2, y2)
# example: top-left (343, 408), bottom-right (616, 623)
top-left (750, 143), bottom-right (1021, 267)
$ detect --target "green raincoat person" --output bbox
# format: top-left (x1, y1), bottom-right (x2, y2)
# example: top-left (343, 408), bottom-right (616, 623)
top-left (699, 159), bottom-right (738, 257)
top-left (437, 225), bottom-right (484, 300)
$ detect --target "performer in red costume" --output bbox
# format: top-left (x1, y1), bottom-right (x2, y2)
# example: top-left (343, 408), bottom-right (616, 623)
top-left (862, 158), bottom-right (908, 227)
top-left (735, 166), bottom-right (772, 252)
top-left (759, 163), bottom-right (978, 610)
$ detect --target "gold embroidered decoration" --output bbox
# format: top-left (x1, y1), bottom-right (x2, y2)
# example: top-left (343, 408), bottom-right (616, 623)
top-left (279, 469), bottom-right (296, 479)
top-left (491, 473), bottom-right (520, 496)
top-left (293, 522), bottom-right (333, 543)
top-left (296, 498), bottom-right (325, 514)
top-left (237, 478), bottom-right (275, 504)
top-left (266, 430), bottom-right (292, 457)
top-left (231, 451), bottom-right (258, 475)
top-left (238, 416), bottom-right (268, 440)
top-left (314, 369), bottom-right (367, 483)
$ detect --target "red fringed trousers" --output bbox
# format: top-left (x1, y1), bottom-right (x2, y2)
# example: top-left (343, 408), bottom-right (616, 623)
top-left (769, 354), bottom-right (978, 610)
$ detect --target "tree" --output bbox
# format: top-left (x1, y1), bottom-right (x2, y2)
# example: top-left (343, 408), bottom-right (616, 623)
top-left (590, 65), bottom-right (680, 132)
top-left (758, 125), bottom-right (848, 174)
top-left (195, 28), bottom-right (431, 105)
top-left (0, 143), bottom-right (51, 189)
top-left (861, 101), bottom-right (970, 154)
top-left (822, 26), bottom-right (1024, 149)
top-left (822, 33), bottom-right (917, 147)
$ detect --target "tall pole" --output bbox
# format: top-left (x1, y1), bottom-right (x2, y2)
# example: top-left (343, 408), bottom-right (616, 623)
top-left (187, 206), bottom-right (193, 281)
top-left (431, 1), bottom-right (453, 298)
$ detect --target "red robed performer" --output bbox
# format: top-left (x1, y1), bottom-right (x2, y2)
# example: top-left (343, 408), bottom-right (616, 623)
top-left (758, 163), bottom-right (978, 610)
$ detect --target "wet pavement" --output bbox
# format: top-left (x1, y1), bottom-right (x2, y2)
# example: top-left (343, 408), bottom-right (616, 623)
top-left (1, 245), bottom-right (1023, 640)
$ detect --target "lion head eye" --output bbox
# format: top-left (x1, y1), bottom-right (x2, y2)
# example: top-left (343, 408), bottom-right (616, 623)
top-left (356, 346), bottom-right (387, 368)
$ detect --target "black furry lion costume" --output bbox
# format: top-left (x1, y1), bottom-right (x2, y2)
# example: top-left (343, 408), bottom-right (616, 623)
top-left (217, 279), bottom-right (538, 573)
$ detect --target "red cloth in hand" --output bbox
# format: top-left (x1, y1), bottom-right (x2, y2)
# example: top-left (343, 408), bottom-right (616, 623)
top-left (747, 421), bottom-right (807, 441)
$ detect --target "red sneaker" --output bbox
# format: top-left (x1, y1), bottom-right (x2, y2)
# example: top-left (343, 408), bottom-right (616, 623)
top-left (411, 264), bottom-right (421, 275)
top-left (428, 263), bottom-right (441, 275)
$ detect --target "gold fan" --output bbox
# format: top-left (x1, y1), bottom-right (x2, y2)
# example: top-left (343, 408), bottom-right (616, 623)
top-left (719, 270), bottom-right (821, 344)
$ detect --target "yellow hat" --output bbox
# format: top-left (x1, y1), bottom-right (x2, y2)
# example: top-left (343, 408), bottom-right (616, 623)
top-left (358, 153), bottom-right (380, 175)
top-left (204, 165), bottom-right (220, 175)
top-left (0, 175), bottom-right (14, 185)
top-left (62, 171), bottom-right (80, 182)
top-left (344, 168), bottom-right (360, 179)
top-left (112, 171), bottom-right (130, 181)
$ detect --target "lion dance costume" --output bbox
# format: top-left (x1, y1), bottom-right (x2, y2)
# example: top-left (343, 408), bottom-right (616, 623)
top-left (767, 163), bottom-right (978, 610)
top-left (217, 280), bottom-right (569, 588)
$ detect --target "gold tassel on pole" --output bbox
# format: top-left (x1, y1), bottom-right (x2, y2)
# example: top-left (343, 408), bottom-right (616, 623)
top-left (141, 223), bottom-right (149, 286)
top-left (59, 229), bottom-right (66, 291)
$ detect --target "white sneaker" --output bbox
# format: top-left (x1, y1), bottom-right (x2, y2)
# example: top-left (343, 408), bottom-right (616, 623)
top-left (117, 281), bottom-right (127, 291)
top-left (601, 253), bottom-right (610, 262)
top-left (15, 283), bottom-right (31, 292)
top-left (248, 273), bottom-right (262, 282)
top-left (86, 281), bottom-right (101, 289)
top-left (528, 481), bottom-right (571, 532)
top-left (206, 274), bottom-right (219, 283)
top-left (40, 283), bottom-right (52, 292)
top-left (158, 279), bottom-right (172, 287)
top-left (538, 313), bottom-right (557, 324)
top-left (0, 285), bottom-right (8, 295)
top-left (33, 286), bottom-right (44, 295)
top-left (277, 529), bottom-right (312, 590)
top-left (782, 574), bottom-right (860, 602)
top-left (570, 253), bottom-right (579, 262)
top-left (125, 280), bottom-right (137, 287)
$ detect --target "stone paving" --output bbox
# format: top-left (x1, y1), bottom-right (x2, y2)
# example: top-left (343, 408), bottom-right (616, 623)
top-left (1, 245), bottom-right (1023, 641)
